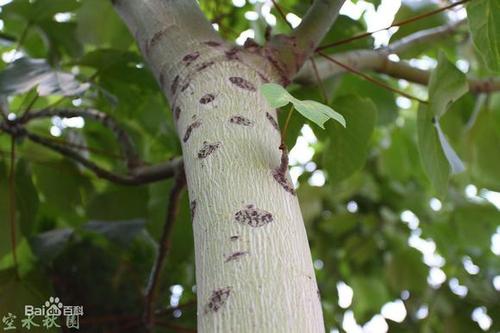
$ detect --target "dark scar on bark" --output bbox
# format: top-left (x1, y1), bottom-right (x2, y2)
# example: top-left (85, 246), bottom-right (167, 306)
top-left (265, 112), bottom-right (279, 131)
top-left (272, 145), bottom-right (296, 195)
top-left (204, 41), bottom-right (221, 47)
top-left (229, 77), bottom-right (256, 91)
top-left (225, 47), bottom-right (240, 60)
top-left (182, 51), bottom-right (200, 66)
top-left (272, 169), bottom-right (296, 195)
top-left (183, 120), bottom-right (201, 143)
top-left (199, 93), bottom-right (215, 104)
top-left (173, 106), bottom-right (181, 120)
top-left (181, 81), bottom-right (190, 92)
top-left (230, 235), bottom-right (239, 241)
top-left (234, 204), bottom-right (273, 227)
top-left (148, 28), bottom-right (168, 53)
top-left (171, 75), bottom-right (179, 95)
top-left (229, 115), bottom-right (253, 126)
top-left (196, 61), bottom-right (215, 72)
top-left (190, 200), bottom-right (197, 221)
top-left (225, 251), bottom-right (249, 263)
top-left (258, 72), bottom-right (269, 83)
top-left (198, 141), bottom-right (221, 159)
top-left (205, 287), bottom-right (231, 314)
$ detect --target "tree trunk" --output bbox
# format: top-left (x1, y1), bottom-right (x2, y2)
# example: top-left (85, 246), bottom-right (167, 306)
top-left (113, 1), bottom-right (324, 331)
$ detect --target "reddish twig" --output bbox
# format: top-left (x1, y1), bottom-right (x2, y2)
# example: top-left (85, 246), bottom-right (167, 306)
top-left (317, 51), bottom-right (428, 104)
top-left (143, 169), bottom-right (186, 330)
top-left (310, 57), bottom-right (328, 103)
top-left (271, 0), bottom-right (293, 30)
top-left (317, 0), bottom-right (470, 51)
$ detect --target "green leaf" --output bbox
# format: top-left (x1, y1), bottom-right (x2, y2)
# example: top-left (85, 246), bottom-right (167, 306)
top-left (260, 82), bottom-right (293, 108)
top-left (293, 99), bottom-right (346, 129)
top-left (417, 52), bottom-right (468, 195)
top-left (467, 0), bottom-right (500, 73)
top-left (350, 275), bottom-right (390, 321)
top-left (417, 105), bottom-right (452, 196)
top-left (75, 0), bottom-right (133, 49)
top-left (428, 53), bottom-right (469, 118)
top-left (15, 160), bottom-right (39, 237)
top-left (30, 228), bottom-right (74, 262)
top-left (260, 83), bottom-right (346, 129)
top-left (0, 0), bottom-right (81, 23)
top-left (467, 108), bottom-right (500, 191)
top-left (454, 204), bottom-right (499, 251)
top-left (84, 220), bottom-right (145, 247)
top-left (87, 185), bottom-right (149, 221)
top-left (0, 269), bottom-right (53, 333)
top-left (0, 58), bottom-right (89, 96)
top-left (32, 159), bottom-right (93, 220)
top-left (324, 95), bottom-right (377, 183)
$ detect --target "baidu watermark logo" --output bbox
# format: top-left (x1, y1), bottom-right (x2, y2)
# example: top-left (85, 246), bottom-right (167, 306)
top-left (2, 297), bottom-right (83, 330)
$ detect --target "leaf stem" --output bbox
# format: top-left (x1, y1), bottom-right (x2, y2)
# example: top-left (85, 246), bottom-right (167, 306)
top-left (281, 104), bottom-right (294, 146)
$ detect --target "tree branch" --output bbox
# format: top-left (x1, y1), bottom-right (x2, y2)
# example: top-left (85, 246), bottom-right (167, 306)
top-left (21, 131), bottom-right (182, 185)
top-left (266, 0), bottom-right (346, 82)
top-left (387, 19), bottom-right (466, 55)
top-left (295, 21), bottom-right (500, 94)
top-left (23, 108), bottom-right (140, 169)
top-left (317, 0), bottom-right (470, 51)
top-left (291, 0), bottom-right (346, 52)
top-left (143, 169), bottom-right (186, 330)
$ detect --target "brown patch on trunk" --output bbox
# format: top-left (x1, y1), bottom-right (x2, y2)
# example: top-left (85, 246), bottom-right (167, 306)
top-left (198, 141), bottom-right (221, 159)
top-left (196, 61), bottom-right (215, 72)
top-left (229, 77), bottom-right (256, 91)
top-left (180, 81), bottom-right (190, 92)
top-left (272, 169), bottom-right (296, 195)
top-left (173, 106), bottom-right (181, 120)
top-left (225, 47), bottom-right (240, 60)
top-left (234, 204), bottom-right (273, 227)
top-left (183, 120), bottom-right (201, 143)
top-left (199, 93), bottom-right (215, 104)
top-left (205, 287), bottom-right (232, 314)
top-left (229, 115), bottom-right (253, 127)
top-left (225, 251), bottom-right (249, 263)
top-left (147, 28), bottom-right (169, 54)
top-left (204, 41), bottom-right (222, 47)
top-left (265, 112), bottom-right (279, 131)
top-left (171, 75), bottom-right (179, 95)
top-left (182, 52), bottom-right (200, 66)
top-left (190, 200), bottom-right (197, 221)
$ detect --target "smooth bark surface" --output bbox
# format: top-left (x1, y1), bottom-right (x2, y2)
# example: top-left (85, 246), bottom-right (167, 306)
top-left (113, 1), bottom-right (324, 331)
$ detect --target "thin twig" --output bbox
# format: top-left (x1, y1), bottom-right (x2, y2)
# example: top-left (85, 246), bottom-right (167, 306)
top-left (23, 108), bottom-right (140, 169)
top-left (270, 0), bottom-right (293, 30)
top-left (317, 0), bottom-right (470, 51)
top-left (41, 136), bottom-right (125, 161)
top-left (317, 51), bottom-right (428, 104)
top-left (8, 136), bottom-right (18, 279)
top-left (310, 58), bottom-right (328, 103)
top-left (24, 131), bottom-right (181, 185)
top-left (281, 104), bottom-right (294, 146)
top-left (15, 22), bottom-right (31, 51)
top-left (20, 93), bottom-right (39, 120)
top-left (143, 169), bottom-right (186, 330)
